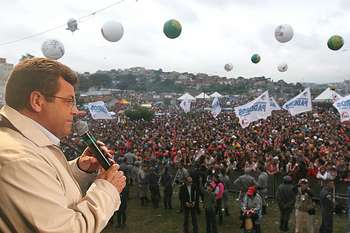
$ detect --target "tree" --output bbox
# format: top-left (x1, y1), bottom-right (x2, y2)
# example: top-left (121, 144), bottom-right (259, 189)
top-left (124, 106), bottom-right (154, 121)
top-left (89, 73), bottom-right (112, 89)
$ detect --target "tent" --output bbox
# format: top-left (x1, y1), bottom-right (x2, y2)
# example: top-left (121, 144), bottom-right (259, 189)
top-left (177, 93), bottom-right (196, 100)
top-left (195, 92), bottom-right (210, 99)
top-left (314, 88), bottom-right (342, 102)
top-left (210, 92), bottom-right (223, 98)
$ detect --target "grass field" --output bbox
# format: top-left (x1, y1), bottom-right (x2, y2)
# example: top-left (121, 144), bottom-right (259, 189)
top-left (102, 186), bottom-right (348, 233)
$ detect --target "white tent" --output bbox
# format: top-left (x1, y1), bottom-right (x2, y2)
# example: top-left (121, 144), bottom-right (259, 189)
top-left (210, 92), bottom-right (223, 98)
top-left (195, 92), bottom-right (210, 99)
top-left (177, 93), bottom-right (196, 100)
top-left (314, 88), bottom-right (342, 102)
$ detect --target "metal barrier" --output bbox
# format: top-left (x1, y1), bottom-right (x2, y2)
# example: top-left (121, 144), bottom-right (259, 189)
top-left (229, 171), bottom-right (350, 204)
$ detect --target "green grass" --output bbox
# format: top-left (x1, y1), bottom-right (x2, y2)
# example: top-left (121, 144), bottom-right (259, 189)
top-left (103, 186), bottom-right (348, 233)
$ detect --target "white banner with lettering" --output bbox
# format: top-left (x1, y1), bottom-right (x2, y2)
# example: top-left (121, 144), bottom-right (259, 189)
top-left (283, 88), bottom-right (312, 116)
top-left (88, 101), bottom-right (113, 120)
top-left (234, 91), bottom-right (271, 128)
top-left (333, 95), bottom-right (350, 122)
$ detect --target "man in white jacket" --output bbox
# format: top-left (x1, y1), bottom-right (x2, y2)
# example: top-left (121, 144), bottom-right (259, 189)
top-left (0, 58), bottom-right (126, 233)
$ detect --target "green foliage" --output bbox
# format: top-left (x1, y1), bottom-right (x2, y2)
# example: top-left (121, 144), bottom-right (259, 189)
top-left (90, 73), bottom-right (112, 88)
top-left (124, 106), bottom-right (154, 121)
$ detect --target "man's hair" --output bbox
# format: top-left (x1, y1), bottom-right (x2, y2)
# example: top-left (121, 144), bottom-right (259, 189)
top-left (5, 57), bottom-right (78, 110)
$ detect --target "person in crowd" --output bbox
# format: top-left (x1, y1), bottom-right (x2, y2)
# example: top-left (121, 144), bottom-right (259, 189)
top-left (211, 174), bottom-right (224, 224)
top-left (0, 58), bottom-right (126, 233)
top-left (202, 182), bottom-right (217, 233)
top-left (295, 178), bottom-right (315, 233)
top-left (175, 163), bottom-right (189, 213)
top-left (137, 163), bottom-right (149, 206)
top-left (221, 169), bottom-right (231, 216)
top-left (276, 175), bottom-right (297, 232)
top-left (112, 186), bottom-right (128, 228)
top-left (257, 164), bottom-right (269, 215)
top-left (148, 166), bottom-right (161, 208)
top-left (240, 186), bottom-right (262, 233)
top-left (319, 179), bottom-right (335, 233)
top-left (347, 185), bottom-right (350, 233)
top-left (160, 165), bottom-right (173, 209)
top-left (234, 168), bottom-right (258, 201)
top-left (180, 176), bottom-right (199, 233)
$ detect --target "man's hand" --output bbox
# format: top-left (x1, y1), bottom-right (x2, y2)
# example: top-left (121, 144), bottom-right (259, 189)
top-left (77, 141), bottom-right (114, 173)
top-left (98, 164), bottom-right (126, 193)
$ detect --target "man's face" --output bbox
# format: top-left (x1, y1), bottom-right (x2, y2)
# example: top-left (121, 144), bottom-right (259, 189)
top-left (41, 77), bottom-right (78, 138)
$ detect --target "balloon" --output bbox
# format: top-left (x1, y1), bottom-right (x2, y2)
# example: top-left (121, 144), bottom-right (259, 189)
top-left (274, 24), bottom-right (294, 43)
top-left (277, 63), bottom-right (288, 72)
top-left (251, 54), bottom-right (261, 64)
top-left (66, 18), bottom-right (78, 32)
top-left (101, 21), bottom-right (124, 42)
top-left (224, 63), bottom-right (233, 71)
top-left (41, 39), bottom-right (65, 60)
top-left (163, 19), bottom-right (182, 39)
top-left (327, 35), bottom-right (344, 51)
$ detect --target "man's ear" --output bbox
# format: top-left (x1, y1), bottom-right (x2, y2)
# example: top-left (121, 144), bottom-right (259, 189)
top-left (28, 91), bottom-right (45, 113)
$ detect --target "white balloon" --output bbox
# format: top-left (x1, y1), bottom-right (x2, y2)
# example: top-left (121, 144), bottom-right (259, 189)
top-left (101, 21), bottom-right (124, 42)
top-left (277, 63), bottom-right (288, 72)
top-left (41, 39), bottom-right (65, 60)
top-left (224, 63), bottom-right (233, 71)
top-left (275, 24), bottom-right (294, 43)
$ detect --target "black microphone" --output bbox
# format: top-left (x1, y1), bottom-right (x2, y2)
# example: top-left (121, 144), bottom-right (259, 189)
top-left (75, 120), bottom-right (111, 170)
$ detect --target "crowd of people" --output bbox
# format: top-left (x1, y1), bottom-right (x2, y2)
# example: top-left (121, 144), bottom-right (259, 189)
top-left (60, 95), bottom-right (350, 233)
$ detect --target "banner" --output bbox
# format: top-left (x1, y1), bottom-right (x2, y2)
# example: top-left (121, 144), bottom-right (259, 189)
top-left (87, 101), bottom-right (113, 120)
top-left (234, 91), bottom-right (271, 128)
top-left (270, 97), bottom-right (281, 111)
top-left (333, 95), bottom-right (350, 122)
top-left (180, 99), bottom-right (191, 113)
top-left (211, 97), bottom-right (221, 118)
top-left (283, 88), bottom-right (312, 116)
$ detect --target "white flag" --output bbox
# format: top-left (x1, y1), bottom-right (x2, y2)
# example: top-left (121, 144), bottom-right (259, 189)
top-left (88, 101), bottom-right (113, 120)
top-left (234, 91), bottom-right (271, 128)
top-left (283, 88), bottom-right (312, 116)
top-left (270, 97), bottom-right (281, 111)
top-left (180, 99), bottom-right (191, 113)
top-left (211, 97), bottom-right (221, 118)
top-left (333, 95), bottom-right (350, 123)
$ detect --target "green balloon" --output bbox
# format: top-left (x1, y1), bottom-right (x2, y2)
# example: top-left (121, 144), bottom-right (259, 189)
top-left (251, 54), bottom-right (261, 64)
top-left (163, 19), bottom-right (182, 39)
top-left (327, 35), bottom-right (344, 51)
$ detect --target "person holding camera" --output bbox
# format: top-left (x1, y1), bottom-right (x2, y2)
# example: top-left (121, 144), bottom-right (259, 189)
top-left (240, 186), bottom-right (262, 233)
top-left (295, 178), bottom-right (315, 233)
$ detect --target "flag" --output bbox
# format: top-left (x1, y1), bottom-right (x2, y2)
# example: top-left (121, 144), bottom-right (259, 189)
top-left (180, 99), bottom-right (191, 113)
top-left (283, 88), bottom-right (312, 116)
top-left (87, 101), bottom-right (113, 120)
top-left (234, 91), bottom-right (271, 128)
top-left (211, 97), bottom-right (221, 118)
top-left (270, 97), bottom-right (281, 111)
top-left (333, 95), bottom-right (350, 123)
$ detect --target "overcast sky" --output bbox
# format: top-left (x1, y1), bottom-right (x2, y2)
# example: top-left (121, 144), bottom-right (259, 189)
top-left (1, 0), bottom-right (350, 84)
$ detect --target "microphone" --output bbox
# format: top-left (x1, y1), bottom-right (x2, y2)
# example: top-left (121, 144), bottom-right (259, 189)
top-left (75, 120), bottom-right (111, 170)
